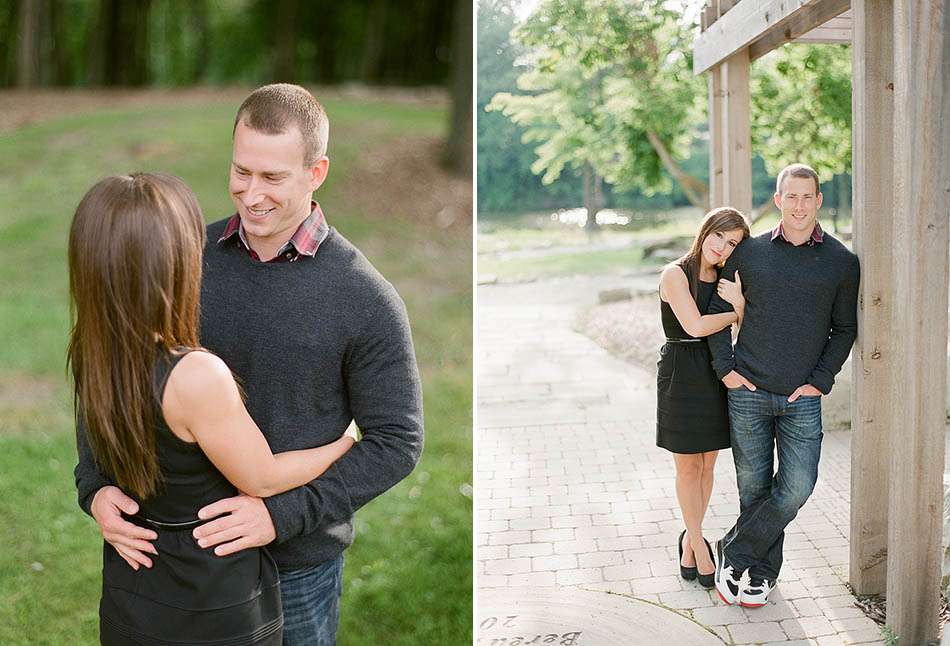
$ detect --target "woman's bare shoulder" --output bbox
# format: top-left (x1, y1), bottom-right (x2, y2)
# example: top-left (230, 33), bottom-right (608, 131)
top-left (164, 351), bottom-right (238, 421)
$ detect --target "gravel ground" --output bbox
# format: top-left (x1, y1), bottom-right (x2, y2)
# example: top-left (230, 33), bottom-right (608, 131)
top-left (572, 295), bottom-right (665, 375)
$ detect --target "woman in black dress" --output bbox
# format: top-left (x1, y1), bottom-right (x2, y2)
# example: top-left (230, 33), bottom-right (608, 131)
top-left (68, 173), bottom-right (355, 645)
top-left (656, 207), bottom-right (749, 588)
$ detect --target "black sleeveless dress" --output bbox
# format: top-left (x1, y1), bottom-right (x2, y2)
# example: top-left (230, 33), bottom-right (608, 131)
top-left (655, 268), bottom-right (731, 454)
top-left (98, 350), bottom-right (282, 645)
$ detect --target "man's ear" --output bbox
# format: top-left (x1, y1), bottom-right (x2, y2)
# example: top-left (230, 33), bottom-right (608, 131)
top-left (773, 191), bottom-right (782, 211)
top-left (815, 191), bottom-right (823, 210)
top-left (309, 157), bottom-right (330, 192)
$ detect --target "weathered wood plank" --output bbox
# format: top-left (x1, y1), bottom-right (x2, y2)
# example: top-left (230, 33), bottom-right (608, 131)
top-left (885, 0), bottom-right (950, 642)
top-left (718, 0), bottom-right (738, 15)
top-left (720, 49), bottom-right (752, 214)
top-left (702, 4), bottom-right (714, 32)
top-left (849, 0), bottom-right (894, 598)
top-left (791, 26), bottom-right (852, 44)
top-left (693, 0), bottom-right (850, 74)
top-left (749, 0), bottom-right (852, 60)
top-left (708, 65), bottom-right (725, 208)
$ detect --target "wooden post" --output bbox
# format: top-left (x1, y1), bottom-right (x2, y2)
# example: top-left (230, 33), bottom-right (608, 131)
top-left (849, 0), bottom-right (894, 596)
top-left (720, 48), bottom-right (752, 215)
top-left (885, 0), bottom-right (950, 642)
top-left (708, 64), bottom-right (724, 208)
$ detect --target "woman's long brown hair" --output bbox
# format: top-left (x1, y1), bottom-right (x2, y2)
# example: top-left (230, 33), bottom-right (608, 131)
top-left (677, 207), bottom-right (751, 299)
top-left (67, 173), bottom-right (206, 500)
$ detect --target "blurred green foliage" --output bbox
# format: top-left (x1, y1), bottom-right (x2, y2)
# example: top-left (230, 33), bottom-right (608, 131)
top-left (1, 0), bottom-right (457, 87)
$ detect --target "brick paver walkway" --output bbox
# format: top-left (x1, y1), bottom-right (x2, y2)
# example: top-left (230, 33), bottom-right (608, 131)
top-left (476, 276), bottom-right (885, 646)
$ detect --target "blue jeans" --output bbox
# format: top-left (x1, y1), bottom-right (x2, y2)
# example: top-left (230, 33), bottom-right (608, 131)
top-left (279, 555), bottom-right (344, 646)
top-left (722, 387), bottom-right (823, 581)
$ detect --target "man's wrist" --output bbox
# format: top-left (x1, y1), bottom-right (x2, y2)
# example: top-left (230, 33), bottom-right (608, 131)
top-left (715, 364), bottom-right (736, 381)
top-left (84, 485), bottom-right (109, 517)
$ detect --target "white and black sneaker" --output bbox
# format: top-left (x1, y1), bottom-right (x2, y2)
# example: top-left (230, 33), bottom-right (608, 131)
top-left (713, 539), bottom-right (743, 605)
top-left (740, 577), bottom-right (774, 608)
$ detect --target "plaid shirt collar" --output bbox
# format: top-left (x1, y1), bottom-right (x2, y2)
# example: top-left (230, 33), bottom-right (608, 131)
top-left (770, 221), bottom-right (824, 246)
top-left (217, 201), bottom-right (329, 262)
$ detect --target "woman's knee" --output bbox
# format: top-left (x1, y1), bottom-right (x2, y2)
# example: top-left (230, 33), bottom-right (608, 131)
top-left (674, 454), bottom-right (704, 480)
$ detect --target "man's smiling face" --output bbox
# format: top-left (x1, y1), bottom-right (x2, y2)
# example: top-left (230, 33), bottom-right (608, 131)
top-left (774, 175), bottom-right (823, 239)
top-left (229, 119), bottom-right (324, 254)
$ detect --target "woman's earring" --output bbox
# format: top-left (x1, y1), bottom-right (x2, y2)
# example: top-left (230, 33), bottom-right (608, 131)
top-left (717, 260), bottom-right (725, 269)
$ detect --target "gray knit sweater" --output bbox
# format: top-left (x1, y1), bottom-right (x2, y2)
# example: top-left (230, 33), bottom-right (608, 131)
top-left (75, 220), bottom-right (424, 570)
top-left (706, 230), bottom-right (860, 396)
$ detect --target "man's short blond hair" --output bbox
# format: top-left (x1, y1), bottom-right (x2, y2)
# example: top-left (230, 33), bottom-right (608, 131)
top-left (233, 84), bottom-right (329, 167)
top-left (776, 163), bottom-right (820, 195)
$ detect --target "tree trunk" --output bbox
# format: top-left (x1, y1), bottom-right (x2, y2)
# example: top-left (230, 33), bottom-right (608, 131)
top-left (312, 3), bottom-right (339, 83)
top-left (444, 0), bottom-right (472, 175)
top-left (50, 0), bottom-right (71, 85)
top-left (582, 164), bottom-right (600, 231)
top-left (190, 0), bottom-right (209, 82)
top-left (16, 0), bottom-right (41, 87)
top-left (645, 130), bottom-right (709, 210)
top-left (361, 0), bottom-right (387, 84)
top-left (593, 173), bottom-right (604, 219)
top-left (95, 0), bottom-right (151, 86)
top-left (273, 0), bottom-right (298, 81)
top-left (121, 0), bottom-right (151, 86)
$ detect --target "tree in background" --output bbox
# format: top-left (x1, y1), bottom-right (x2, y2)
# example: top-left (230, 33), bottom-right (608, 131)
top-left (751, 44), bottom-right (852, 226)
top-left (0, 0), bottom-right (459, 88)
top-left (483, 1), bottom-right (854, 222)
top-left (488, 0), bottom-right (708, 228)
top-left (89, 0), bottom-right (152, 86)
top-left (477, 0), bottom-right (581, 214)
top-left (446, 0), bottom-right (473, 175)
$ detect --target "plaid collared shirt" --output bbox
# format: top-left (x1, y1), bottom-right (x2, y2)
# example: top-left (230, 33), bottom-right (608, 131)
top-left (770, 221), bottom-right (824, 246)
top-left (217, 201), bottom-right (330, 262)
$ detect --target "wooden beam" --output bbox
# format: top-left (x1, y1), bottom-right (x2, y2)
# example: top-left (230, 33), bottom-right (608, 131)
top-left (849, 0), bottom-right (894, 597)
top-left (791, 27), bottom-right (852, 44)
top-left (702, 4), bottom-right (715, 32)
top-left (720, 49), bottom-right (752, 214)
top-left (749, 0), bottom-right (852, 60)
top-left (816, 15), bottom-right (853, 29)
top-left (693, 0), bottom-right (850, 74)
top-left (718, 0), bottom-right (738, 14)
top-left (885, 0), bottom-right (950, 642)
top-left (708, 64), bottom-right (725, 208)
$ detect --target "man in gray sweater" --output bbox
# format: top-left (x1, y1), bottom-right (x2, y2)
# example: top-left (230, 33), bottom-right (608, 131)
top-left (74, 84), bottom-right (424, 644)
top-left (706, 163), bottom-right (859, 608)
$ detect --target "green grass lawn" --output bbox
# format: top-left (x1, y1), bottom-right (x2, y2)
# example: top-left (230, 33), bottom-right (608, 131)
top-left (478, 246), bottom-right (657, 282)
top-left (0, 94), bottom-right (471, 645)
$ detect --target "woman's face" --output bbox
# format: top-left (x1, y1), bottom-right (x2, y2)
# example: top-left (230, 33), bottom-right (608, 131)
top-left (701, 228), bottom-right (745, 267)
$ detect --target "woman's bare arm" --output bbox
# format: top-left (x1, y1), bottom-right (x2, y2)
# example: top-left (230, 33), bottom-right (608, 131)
top-left (659, 266), bottom-right (738, 338)
top-left (163, 351), bottom-right (354, 499)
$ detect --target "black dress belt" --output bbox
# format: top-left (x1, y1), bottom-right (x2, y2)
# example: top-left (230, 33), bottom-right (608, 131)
top-left (665, 337), bottom-right (702, 343)
top-left (129, 513), bottom-right (209, 531)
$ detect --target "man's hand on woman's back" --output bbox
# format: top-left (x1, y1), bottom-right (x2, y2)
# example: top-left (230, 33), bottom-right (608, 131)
top-left (90, 485), bottom-right (158, 571)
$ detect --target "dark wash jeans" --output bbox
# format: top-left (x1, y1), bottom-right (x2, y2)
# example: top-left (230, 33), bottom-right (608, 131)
top-left (280, 554), bottom-right (344, 646)
top-left (722, 387), bottom-right (823, 581)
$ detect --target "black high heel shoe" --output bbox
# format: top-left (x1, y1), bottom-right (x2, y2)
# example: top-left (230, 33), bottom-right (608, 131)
top-left (678, 530), bottom-right (697, 580)
top-left (697, 538), bottom-right (715, 589)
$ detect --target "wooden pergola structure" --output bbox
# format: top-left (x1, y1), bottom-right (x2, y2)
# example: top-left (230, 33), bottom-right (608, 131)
top-left (693, 1), bottom-right (949, 642)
